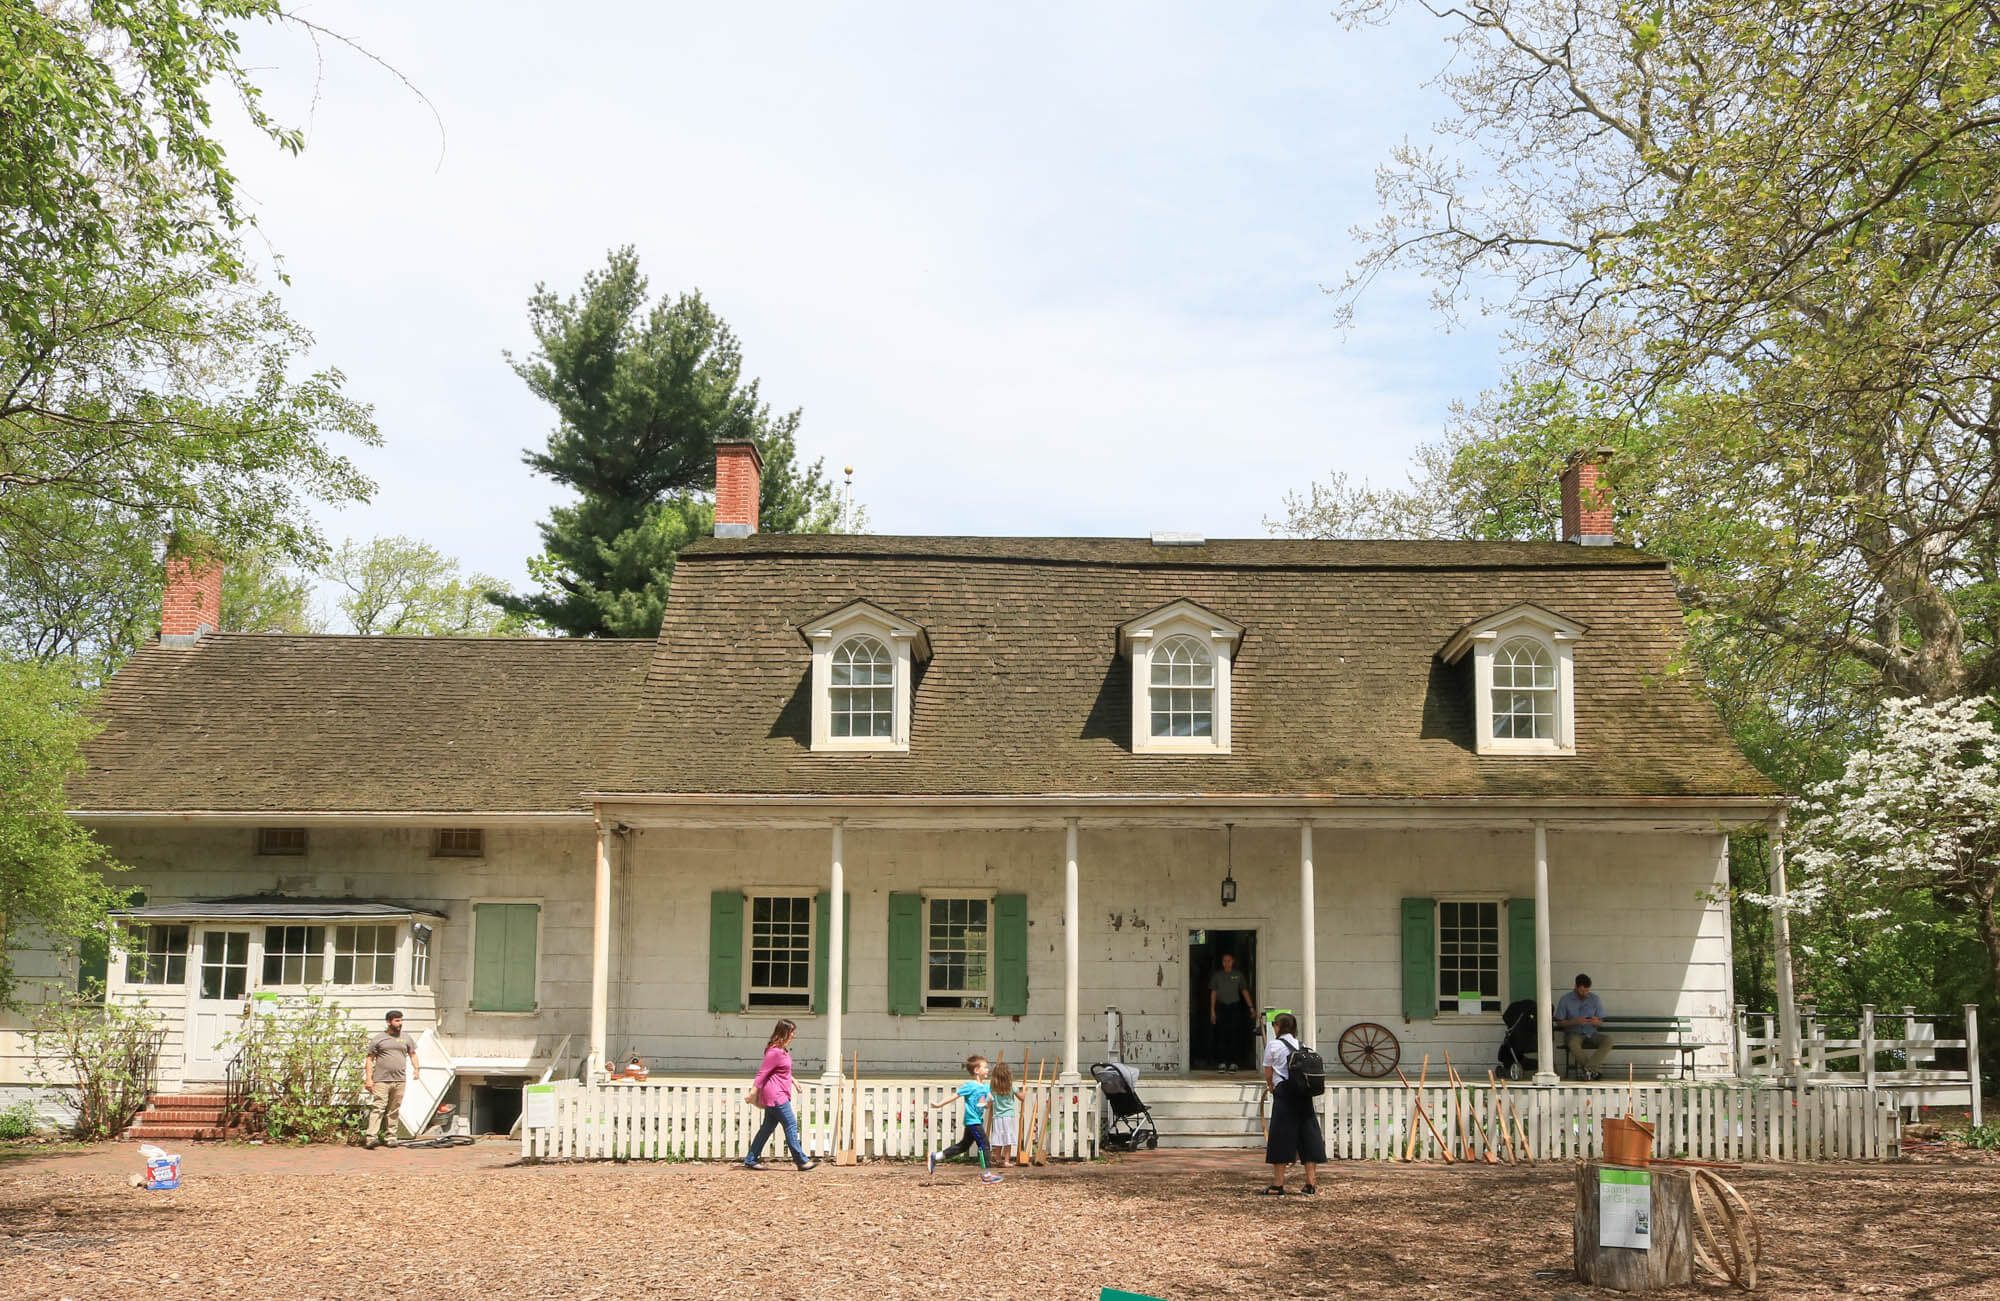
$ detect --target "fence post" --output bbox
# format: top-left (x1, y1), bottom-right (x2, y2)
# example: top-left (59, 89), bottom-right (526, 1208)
top-left (1804, 1004), bottom-right (1823, 1075)
top-left (1860, 1004), bottom-right (1876, 1091)
top-left (1733, 1003), bottom-right (1748, 1077)
top-left (1968, 1004), bottom-right (1983, 1128)
top-left (1760, 1014), bottom-right (1777, 1084)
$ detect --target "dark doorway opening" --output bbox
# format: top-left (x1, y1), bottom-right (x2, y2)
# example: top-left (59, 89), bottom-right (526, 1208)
top-left (471, 1079), bottom-right (524, 1135)
top-left (1188, 928), bottom-right (1259, 1072)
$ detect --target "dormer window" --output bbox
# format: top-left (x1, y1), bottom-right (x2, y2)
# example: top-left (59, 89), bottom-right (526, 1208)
top-left (1441, 603), bottom-right (1587, 755)
top-left (1119, 599), bottom-right (1244, 754)
top-left (801, 601), bottom-right (931, 752)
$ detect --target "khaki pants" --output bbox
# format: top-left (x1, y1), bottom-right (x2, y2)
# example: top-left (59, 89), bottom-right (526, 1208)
top-left (1566, 1033), bottom-right (1615, 1075)
top-left (366, 1080), bottom-right (406, 1142)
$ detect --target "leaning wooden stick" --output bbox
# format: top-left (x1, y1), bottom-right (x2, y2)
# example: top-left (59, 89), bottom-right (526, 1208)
top-left (1488, 1071), bottom-right (1516, 1162)
top-left (849, 1050), bottom-right (862, 1162)
top-left (1402, 1054), bottom-right (1429, 1161)
top-left (1033, 1057), bottom-right (1050, 1165)
top-left (1397, 1059), bottom-right (1453, 1161)
top-left (1444, 1054), bottom-right (1472, 1160)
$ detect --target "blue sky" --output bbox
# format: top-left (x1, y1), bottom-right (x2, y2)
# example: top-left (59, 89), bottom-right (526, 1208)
top-left (219, 2), bottom-right (1503, 589)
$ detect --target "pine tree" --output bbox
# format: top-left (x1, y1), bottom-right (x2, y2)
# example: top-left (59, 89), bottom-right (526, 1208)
top-left (494, 248), bottom-right (842, 637)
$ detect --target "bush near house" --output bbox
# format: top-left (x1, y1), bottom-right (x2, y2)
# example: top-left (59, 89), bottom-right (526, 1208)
top-left (230, 992), bottom-right (367, 1142)
top-left (30, 992), bottom-right (166, 1140)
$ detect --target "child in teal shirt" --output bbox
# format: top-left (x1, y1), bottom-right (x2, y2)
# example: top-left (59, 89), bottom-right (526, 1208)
top-left (927, 1054), bottom-right (992, 1173)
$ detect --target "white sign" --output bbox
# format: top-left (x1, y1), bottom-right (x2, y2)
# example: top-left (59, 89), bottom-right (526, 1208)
top-left (523, 1083), bottom-right (556, 1130)
top-left (1599, 1168), bottom-right (1653, 1249)
top-left (1457, 991), bottom-right (1483, 1016)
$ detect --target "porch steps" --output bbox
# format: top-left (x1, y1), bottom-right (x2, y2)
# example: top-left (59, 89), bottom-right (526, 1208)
top-left (1131, 1078), bottom-right (1266, 1149)
top-left (125, 1092), bottom-right (239, 1143)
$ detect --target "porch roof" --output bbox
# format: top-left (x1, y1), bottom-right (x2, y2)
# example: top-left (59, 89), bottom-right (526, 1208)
top-left (111, 896), bottom-right (446, 922)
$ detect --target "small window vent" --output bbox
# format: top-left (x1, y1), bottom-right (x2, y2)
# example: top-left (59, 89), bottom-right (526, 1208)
top-left (434, 828), bottom-right (485, 858)
top-left (256, 827), bottom-right (308, 856)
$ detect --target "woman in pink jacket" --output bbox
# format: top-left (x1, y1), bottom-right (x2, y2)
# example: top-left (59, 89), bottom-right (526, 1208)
top-left (743, 1019), bottom-right (817, 1171)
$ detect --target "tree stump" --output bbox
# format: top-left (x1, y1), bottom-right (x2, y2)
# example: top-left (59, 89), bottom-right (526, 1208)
top-left (1573, 1161), bottom-right (1694, 1292)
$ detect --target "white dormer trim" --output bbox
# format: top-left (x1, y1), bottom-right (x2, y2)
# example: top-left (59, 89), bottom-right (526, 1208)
top-left (1440, 603), bottom-right (1587, 756)
top-left (799, 600), bottom-right (931, 753)
top-left (1118, 599), bottom-right (1245, 755)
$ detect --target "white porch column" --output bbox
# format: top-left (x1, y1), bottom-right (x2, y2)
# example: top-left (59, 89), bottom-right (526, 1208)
top-left (1299, 821), bottom-right (1317, 1048)
top-left (1767, 813), bottom-right (1804, 1085)
top-left (1532, 820), bottom-right (1558, 1084)
top-left (825, 820), bottom-right (846, 1081)
top-left (1061, 818), bottom-right (1080, 1082)
top-left (589, 820), bottom-right (612, 1076)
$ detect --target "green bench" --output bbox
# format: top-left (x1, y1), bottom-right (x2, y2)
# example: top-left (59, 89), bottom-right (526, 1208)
top-left (1563, 1014), bottom-right (1699, 1079)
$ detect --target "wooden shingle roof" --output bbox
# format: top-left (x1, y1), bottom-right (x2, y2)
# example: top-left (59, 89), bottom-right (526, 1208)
top-left (606, 535), bottom-right (1775, 799)
top-left (74, 635), bottom-right (655, 814)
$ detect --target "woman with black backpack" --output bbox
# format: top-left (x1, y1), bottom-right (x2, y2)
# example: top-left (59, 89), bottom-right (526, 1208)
top-left (1259, 1012), bottom-right (1326, 1195)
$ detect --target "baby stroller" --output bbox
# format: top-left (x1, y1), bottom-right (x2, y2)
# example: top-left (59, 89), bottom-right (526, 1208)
top-left (1498, 999), bottom-right (1539, 1080)
top-left (1090, 1062), bottom-right (1159, 1150)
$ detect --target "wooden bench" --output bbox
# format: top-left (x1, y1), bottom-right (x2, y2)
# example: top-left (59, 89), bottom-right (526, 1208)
top-left (1563, 1015), bottom-right (1698, 1079)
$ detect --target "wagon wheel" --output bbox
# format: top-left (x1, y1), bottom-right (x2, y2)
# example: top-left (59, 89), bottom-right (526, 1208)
top-left (1337, 1022), bottom-right (1401, 1079)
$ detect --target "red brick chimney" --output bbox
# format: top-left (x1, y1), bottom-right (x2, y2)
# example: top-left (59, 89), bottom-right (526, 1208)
top-left (1559, 448), bottom-right (1616, 546)
top-left (714, 440), bottom-right (763, 538)
top-left (162, 554), bottom-right (224, 642)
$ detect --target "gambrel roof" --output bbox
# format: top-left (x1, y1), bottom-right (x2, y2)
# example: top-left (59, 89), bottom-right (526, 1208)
top-left (605, 534), bottom-right (1774, 799)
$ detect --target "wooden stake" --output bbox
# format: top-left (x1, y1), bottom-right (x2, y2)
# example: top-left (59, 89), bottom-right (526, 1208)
top-left (1444, 1054), bottom-right (1471, 1160)
top-left (1396, 1059), bottom-right (1453, 1161)
top-left (1402, 1054), bottom-right (1429, 1161)
top-left (1488, 1071), bottom-right (1516, 1162)
top-left (1031, 1058), bottom-right (1049, 1165)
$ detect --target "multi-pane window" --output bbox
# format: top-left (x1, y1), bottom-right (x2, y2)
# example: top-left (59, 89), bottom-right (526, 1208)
top-left (199, 930), bottom-right (250, 1000)
top-left (411, 926), bottom-right (431, 989)
top-left (926, 896), bottom-right (990, 1011)
top-left (746, 896), bottom-right (813, 1009)
top-left (262, 925), bottom-right (326, 985)
top-left (830, 636), bottom-right (893, 738)
top-left (1437, 900), bottom-right (1502, 1014)
top-left (123, 924), bottom-right (189, 986)
top-left (333, 925), bottom-right (397, 985)
top-left (1149, 635), bottom-right (1214, 738)
top-left (1492, 638), bottom-right (1557, 740)
top-left (256, 827), bottom-right (308, 856)
top-left (433, 828), bottom-right (484, 857)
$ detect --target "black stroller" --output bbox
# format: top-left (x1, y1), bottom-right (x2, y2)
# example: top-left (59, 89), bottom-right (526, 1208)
top-left (1090, 1062), bottom-right (1159, 1150)
top-left (1498, 999), bottom-right (1539, 1080)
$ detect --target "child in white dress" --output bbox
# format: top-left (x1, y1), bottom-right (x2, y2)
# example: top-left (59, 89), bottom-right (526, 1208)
top-left (988, 1062), bottom-right (1020, 1166)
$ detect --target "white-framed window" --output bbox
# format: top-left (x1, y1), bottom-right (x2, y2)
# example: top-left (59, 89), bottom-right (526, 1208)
top-left (1439, 603), bottom-right (1585, 755)
top-left (1436, 900), bottom-right (1503, 1015)
top-left (801, 600), bottom-right (930, 752)
top-left (261, 924), bottom-right (326, 985)
top-left (830, 637), bottom-right (894, 739)
top-left (1119, 599), bottom-right (1242, 754)
top-left (199, 929), bottom-right (251, 1000)
top-left (746, 894), bottom-right (815, 1010)
top-left (411, 924), bottom-right (432, 989)
top-left (333, 924), bottom-right (397, 985)
top-left (926, 895), bottom-right (991, 1011)
top-left (123, 924), bottom-right (189, 986)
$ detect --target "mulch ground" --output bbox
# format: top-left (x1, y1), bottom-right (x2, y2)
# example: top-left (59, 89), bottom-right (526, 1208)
top-left (3, 1140), bottom-right (1998, 1299)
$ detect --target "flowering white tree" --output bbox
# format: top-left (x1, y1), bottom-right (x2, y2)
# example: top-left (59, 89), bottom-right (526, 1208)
top-left (1789, 697), bottom-right (2000, 1002)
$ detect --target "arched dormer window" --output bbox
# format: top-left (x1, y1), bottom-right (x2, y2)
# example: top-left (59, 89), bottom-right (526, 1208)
top-left (1119, 599), bottom-right (1244, 754)
top-left (1440, 604), bottom-right (1586, 755)
top-left (800, 601), bottom-right (930, 752)
top-left (830, 636), bottom-right (893, 738)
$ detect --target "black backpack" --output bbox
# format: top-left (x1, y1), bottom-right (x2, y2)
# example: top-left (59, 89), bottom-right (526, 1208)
top-left (1277, 1035), bottom-right (1326, 1099)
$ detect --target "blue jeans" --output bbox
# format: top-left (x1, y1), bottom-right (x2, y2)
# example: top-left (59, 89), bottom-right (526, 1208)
top-left (746, 1100), bottom-right (809, 1167)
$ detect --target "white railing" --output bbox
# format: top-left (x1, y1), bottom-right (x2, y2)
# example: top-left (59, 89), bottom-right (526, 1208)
top-left (1734, 1003), bottom-right (1981, 1125)
top-left (523, 1076), bottom-right (1097, 1162)
top-left (1318, 1081), bottom-right (1901, 1162)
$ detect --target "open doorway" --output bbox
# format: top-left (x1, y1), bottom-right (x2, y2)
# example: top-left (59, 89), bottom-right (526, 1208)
top-left (1188, 928), bottom-right (1259, 1072)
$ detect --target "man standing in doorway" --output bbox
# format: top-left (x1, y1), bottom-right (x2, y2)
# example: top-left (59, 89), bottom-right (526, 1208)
top-left (363, 1009), bottom-right (419, 1148)
top-left (1208, 952), bottom-right (1258, 1072)
top-left (1556, 974), bottom-right (1614, 1080)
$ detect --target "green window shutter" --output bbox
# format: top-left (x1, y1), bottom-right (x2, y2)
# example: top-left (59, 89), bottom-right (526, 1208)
top-left (1400, 897), bottom-right (1436, 1021)
top-left (811, 891), bottom-right (852, 1014)
top-left (80, 890), bottom-right (141, 999)
top-left (887, 892), bottom-right (923, 1016)
top-left (472, 902), bottom-right (539, 1013)
top-left (993, 893), bottom-right (1028, 1016)
top-left (1506, 898), bottom-right (1537, 1005)
top-left (709, 891), bottom-right (743, 1014)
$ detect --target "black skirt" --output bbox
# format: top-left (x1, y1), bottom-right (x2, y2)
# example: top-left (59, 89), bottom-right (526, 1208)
top-left (1264, 1088), bottom-right (1327, 1165)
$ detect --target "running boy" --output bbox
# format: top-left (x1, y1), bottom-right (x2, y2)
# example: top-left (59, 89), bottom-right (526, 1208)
top-left (927, 1054), bottom-right (992, 1173)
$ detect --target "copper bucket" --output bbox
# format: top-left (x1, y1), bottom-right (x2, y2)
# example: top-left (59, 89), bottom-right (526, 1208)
top-left (1602, 1114), bottom-right (1654, 1166)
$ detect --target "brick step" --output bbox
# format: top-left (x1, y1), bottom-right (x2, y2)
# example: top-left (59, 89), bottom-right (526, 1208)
top-left (146, 1092), bottom-right (227, 1105)
top-left (139, 1109), bottom-right (229, 1126)
top-left (125, 1124), bottom-right (235, 1141)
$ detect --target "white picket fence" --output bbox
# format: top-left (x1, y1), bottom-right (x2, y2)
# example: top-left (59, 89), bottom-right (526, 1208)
top-left (522, 1076), bottom-right (1097, 1162)
top-left (1318, 1081), bottom-right (1900, 1161)
top-left (1735, 1003), bottom-right (1982, 1124)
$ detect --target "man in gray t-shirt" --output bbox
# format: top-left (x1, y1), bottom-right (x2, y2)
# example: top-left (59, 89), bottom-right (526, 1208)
top-left (1208, 953), bottom-right (1257, 1071)
top-left (1555, 974), bottom-right (1614, 1079)
top-left (363, 1010), bottom-right (420, 1148)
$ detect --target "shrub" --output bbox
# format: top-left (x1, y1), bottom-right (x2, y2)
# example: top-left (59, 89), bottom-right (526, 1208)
top-left (230, 992), bottom-right (367, 1142)
top-left (30, 992), bottom-right (167, 1140)
top-left (0, 1099), bottom-right (41, 1139)
top-left (1963, 1120), bottom-right (2000, 1152)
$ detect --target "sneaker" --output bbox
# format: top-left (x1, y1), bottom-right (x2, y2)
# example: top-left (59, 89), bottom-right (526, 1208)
top-left (795, 1159), bottom-right (818, 1171)
top-left (381, 1138), bottom-right (398, 1148)
top-left (1587, 1070), bottom-right (1604, 1081)
top-left (927, 1150), bottom-right (940, 1174)
top-left (743, 1160), bottom-right (769, 1171)
top-left (363, 1137), bottom-right (378, 1150)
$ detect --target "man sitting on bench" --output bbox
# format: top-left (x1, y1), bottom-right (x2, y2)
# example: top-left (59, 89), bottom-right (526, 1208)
top-left (1557, 973), bottom-right (1614, 1080)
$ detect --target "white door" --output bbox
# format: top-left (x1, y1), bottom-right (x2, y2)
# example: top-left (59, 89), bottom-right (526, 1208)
top-left (398, 1027), bottom-right (456, 1138)
top-left (185, 928), bottom-right (251, 1079)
